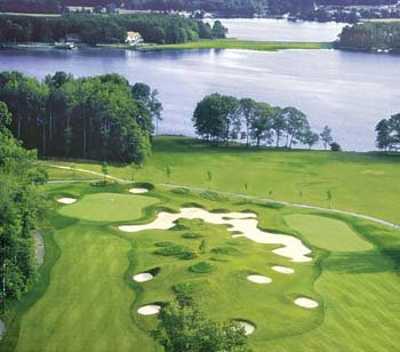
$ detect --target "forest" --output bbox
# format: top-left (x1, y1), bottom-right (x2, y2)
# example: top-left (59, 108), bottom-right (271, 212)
top-left (0, 13), bottom-right (226, 45)
top-left (337, 22), bottom-right (400, 51)
top-left (0, 0), bottom-right (397, 16)
top-left (0, 101), bottom-right (48, 303)
top-left (0, 71), bottom-right (161, 163)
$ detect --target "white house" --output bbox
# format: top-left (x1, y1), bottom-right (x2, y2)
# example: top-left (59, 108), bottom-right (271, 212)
top-left (125, 31), bottom-right (143, 46)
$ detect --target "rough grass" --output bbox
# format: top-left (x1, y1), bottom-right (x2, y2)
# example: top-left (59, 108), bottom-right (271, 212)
top-left (285, 214), bottom-right (374, 252)
top-left (46, 136), bottom-right (400, 224)
top-left (140, 39), bottom-right (331, 52)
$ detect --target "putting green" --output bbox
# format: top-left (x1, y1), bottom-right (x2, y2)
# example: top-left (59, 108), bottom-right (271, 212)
top-left (58, 193), bottom-right (159, 222)
top-left (284, 214), bottom-right (373, 252)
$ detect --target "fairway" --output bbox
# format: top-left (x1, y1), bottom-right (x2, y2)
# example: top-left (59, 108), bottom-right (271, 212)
top-left (284, 214), bottom-right (373, 252)
top-left (58, 193), bottom-right (159, 222)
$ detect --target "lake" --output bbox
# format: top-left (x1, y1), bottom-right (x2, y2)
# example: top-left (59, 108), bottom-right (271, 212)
top-left (205, 18), bottom-right (347, 42)
top-left (0, 47), bottom-right (399, 151)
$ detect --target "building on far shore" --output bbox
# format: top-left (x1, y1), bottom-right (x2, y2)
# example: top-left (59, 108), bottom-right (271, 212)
top-left (125, 32), bottom-right (143, 46)
top-left (66, 6), bottom-right (95, 13)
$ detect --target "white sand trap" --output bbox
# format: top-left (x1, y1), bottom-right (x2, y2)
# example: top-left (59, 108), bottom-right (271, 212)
top-left (236, 321), bottom-right (255, 335)
top-left (294, 297), bottom-right (319, 309)
top-left (129, 188), bottom-right (149, 194)
top-left (0, 319), bottom-right (5, 340)
top-left (119, 207), bottom-right (312, 262)
top-left (133, 273), bottom-right (154, 282)
top-left (272, 265), bottom-right (295, 274)
top-left (137, 304), bottom-right (161, 316)
top-left (232, 234), bottom-right (245, 238)
top-left (57, 197), bottom-right (77, 204)
top-left (247, 275), bottom-right (272, 284)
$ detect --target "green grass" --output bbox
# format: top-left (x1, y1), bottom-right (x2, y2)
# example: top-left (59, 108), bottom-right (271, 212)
top-left (46, 136), bottom-right (400, 224)
top-left (4, 137), bottom-right (400, 352)
top-left (285, 214), bottom-right (373, 252)
top-left (58, 192), bottom-right (159, 222)
top-left (140, 39), bottom-right (332, 52)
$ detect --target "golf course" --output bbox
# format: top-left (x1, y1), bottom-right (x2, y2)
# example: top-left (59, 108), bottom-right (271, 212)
top-left (1, 136), bottom-right (399, 352)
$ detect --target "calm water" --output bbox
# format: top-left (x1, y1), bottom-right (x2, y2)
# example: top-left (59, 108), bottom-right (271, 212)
top-left (206, 18), bottom-right (347, 42)
top-left (0, 47), bottom-right (399, 151)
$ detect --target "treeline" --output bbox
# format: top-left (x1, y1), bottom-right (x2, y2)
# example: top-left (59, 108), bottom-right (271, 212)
top-left (0, 102), bottom-right (48, 302)
top-left (0, 13), bottom-right (226, 45)
top-left (0, 71), bottom-right (162, 163)
top-left (376, 114), bottom-right (400, 151)
top-left (337, 22), bottom-right (400, 51)
top-left (193, 93), bottom-right (338, 150)
top-left (0, 0), bottom-right (397, 17)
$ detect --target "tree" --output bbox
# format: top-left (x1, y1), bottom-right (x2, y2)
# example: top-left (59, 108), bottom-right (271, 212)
top-left (249, 103), bottom-right (274, 147)
top-left (152, 300), bottom-right (250, 352)
top-left (166, 165), bottom-right (172, 181)
top-left (239, 98), bottom-right (257, 147)
top-left (132, 83), bottom-right (163, 134)
top-left (330, 142), bottom-right (342, 152)
top-left (327, 190), bottom-right (333, 208)
top-left (192, 93), bottom-right (239, 143)
top-left (271, 107), bottom-right (286, 147)
top-left (303, 128), bottom-right (320, 149)
top-left (207, 170), bottom-right (212, 182)
top-left (199, 239), bottom-right (207, 254)
top-left (320, 125), bottom-right (333, 150)
top-left (281, 107), bottom-right (309, 148)
top-left (211, 20), bottom-right (227, 38)
top-left (0, 104), bottom-right (48, 302)
top-left (375, 118), bottom-right (391, 151)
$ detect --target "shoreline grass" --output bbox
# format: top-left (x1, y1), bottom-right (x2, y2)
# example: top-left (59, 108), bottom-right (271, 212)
top-left (139, 39), bottom-right (333, 52)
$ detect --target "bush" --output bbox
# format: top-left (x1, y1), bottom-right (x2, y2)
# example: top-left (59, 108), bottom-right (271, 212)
top-left (330, 142), bottom-right (342, 152)
top-left (154, 241), bottom-right (176, 247)
top-left (154, 245), bottom-right (186, 256)
top-left (182, 232), bottom-right (203, 239)
top-left (179, 251), bottom-right (198, 260)
top-left (211, 246), bottom-right (242, 256)
top-left (189, 261), bottom-right (215, 273)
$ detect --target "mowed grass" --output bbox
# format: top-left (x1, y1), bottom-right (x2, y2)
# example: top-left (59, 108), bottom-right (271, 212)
top-left (140, 39), bottom-right (331, 52)
top-left (285, 214), bottom-right (373, 252)
top-left (5, 182), bottom-right (400, 352)
top-left (58, 192), bottom-right (159, 222)
top-left (15, 224), bottom-right (156, 352)
top-left (46, 136), bottom-right (400, 224)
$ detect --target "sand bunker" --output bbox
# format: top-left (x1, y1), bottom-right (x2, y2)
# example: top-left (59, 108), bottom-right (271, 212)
top-left (271, 265), bottom-right (295, 274)
top-left (235, 321), bottom-right (255, 335)
top-left (294, 297), bottom-right (319, 309)
top-left (119, 207), bottom-right (312, 262)
top-left (133, 273), bottom-right (154, 283)
top-left (137, 304), bottom-right (161, 316)
top-left (129, 188), bottom-right (149, 194)
top-left (0, 319), bottom-right (5, 340)
top-left (247, 275), bottom-right (272, 284)
top-left (57, 197), bottom-right (77, 204)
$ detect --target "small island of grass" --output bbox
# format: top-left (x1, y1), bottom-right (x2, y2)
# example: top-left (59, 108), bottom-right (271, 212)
top-left (140, 39), bottom-right (333, 52)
